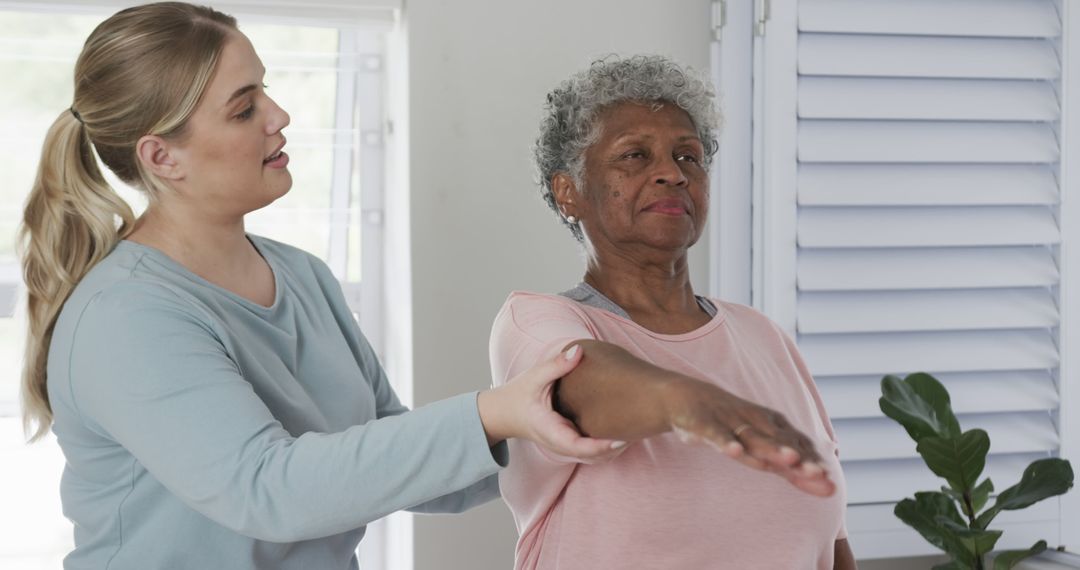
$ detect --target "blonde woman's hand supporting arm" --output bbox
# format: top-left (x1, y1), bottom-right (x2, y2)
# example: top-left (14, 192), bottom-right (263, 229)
top-left (477, 345), bottom-right (624, 462)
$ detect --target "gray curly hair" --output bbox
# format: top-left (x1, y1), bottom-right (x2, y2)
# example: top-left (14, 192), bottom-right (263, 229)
top-left (533, 54), bottom-right (720, 241)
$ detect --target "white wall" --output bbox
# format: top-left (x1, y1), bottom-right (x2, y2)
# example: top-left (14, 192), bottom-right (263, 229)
top-left (404, 1), bottom-right (711, 568)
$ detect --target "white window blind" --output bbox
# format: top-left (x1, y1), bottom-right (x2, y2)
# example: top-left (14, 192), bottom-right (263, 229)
top-left (715, 0), bottom-right (1080, 560)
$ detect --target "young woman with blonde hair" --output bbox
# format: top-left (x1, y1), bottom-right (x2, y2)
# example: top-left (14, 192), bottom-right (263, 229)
top-left (19, 3), bottom-right (620, 568)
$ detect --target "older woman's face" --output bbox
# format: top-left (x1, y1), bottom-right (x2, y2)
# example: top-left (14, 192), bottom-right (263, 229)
top-left (567, 102), bottom-right (708, 257)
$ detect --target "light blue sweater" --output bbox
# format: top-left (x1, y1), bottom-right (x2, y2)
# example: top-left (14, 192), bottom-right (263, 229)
top-left (46, 236), bottom-right (504, 569)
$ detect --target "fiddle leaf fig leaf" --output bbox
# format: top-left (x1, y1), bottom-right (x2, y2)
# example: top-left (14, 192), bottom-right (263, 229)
top-left (880, 373), bottom-right (961, 442)
top-left (976, 459), bottom-right (1074, 530)
top-left (895, 492), bottom-right (974, 564)
top-left (991, 540), bottom-right (1047, 570)
top-left (917, 429), bottom-right (990, 493)
top-left (939, 518), bottom-right (1001, 557)
top-left (946, 478), bottom-right (993, 519)
top-left (941, 485), bottom-right (963, 504)
top-left (971, 478), bottom-right (993, 515)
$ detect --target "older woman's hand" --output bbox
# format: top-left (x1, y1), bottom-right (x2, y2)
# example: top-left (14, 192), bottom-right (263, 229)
top-left (664, 377), bottom-right (836, 497)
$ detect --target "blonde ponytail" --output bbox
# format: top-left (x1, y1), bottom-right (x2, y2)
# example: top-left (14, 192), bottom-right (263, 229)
top-left (17, 2), bottom-right (237, 441)
top-left (20, 111), bottom-right (135, 440)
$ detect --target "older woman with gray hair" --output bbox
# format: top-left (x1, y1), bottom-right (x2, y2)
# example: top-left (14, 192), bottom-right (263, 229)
top-left (490, 55), bottom-right (856, 569)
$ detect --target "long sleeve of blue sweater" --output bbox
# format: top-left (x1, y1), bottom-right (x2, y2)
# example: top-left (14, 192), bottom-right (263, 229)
top-left (46, 237), bottom-right (503, 570)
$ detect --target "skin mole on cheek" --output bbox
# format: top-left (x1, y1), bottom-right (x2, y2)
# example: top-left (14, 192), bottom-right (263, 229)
top-left (612, 191), bottom-right (621, 198)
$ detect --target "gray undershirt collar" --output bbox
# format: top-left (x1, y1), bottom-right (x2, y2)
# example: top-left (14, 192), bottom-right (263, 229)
top-left (558, 282), bottom-right (718, 319)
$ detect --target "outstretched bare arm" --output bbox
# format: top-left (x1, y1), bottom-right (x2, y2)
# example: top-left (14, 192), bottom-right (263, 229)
top-left (554, 339), bottom-right (836, 497)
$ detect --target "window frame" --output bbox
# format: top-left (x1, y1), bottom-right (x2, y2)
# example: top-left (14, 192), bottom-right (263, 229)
top-left (1056, 0), bottom-right (1080, 547)
top-left (0, 2), bottom-right (403, 568)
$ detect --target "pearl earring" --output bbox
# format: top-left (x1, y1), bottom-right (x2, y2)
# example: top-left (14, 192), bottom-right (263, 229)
top-left (566, 215), bottom-right (578, 224)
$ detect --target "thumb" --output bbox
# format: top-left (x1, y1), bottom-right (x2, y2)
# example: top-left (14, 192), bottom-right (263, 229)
top-left (549, 343), bottom-right (583, 378)
top-left (526, 344), bottom-right (583, 388)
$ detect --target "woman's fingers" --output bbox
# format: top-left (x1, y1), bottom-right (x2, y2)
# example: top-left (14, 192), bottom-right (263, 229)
top-left (523, 344), bottom-right (583, 388)
top-left (722, 422), bottom-right (799, 472)
top-left (725, 407), bottom-right (828, 468)
top-left (515, 344), bottom-right (584, 391)
top-left (538, 411), bottom-right (626, 460)
top-left (675, 405), bottom-right (835, 497)
top-left (734, 425), bottom-right (835, 496)
top-left (688, 412), bottom-right (797, 468)
top-left (766, 412), bottom-right (825, 465)
top-left (738, 424), bottom-right (807, 468)
top-left (785, 467), bottom-right (837, 497)
top-left (515, 344), bottom-right (627, 461)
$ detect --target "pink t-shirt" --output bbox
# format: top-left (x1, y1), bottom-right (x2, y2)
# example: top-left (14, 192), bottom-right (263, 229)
top-left (490, 292), bottom-right (848, 570)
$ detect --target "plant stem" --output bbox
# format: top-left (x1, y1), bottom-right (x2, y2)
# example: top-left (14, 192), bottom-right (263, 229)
top-left (962, 491), bottom-right (977, 527)
top-left (962, 492), bottom-right (985, 570)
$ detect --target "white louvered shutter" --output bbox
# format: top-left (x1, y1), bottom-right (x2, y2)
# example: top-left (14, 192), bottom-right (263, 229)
top-left (738, 0), bottom-right (1080, 559)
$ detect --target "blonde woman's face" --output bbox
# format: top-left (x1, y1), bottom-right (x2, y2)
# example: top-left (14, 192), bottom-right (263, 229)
top-left (168, 31), bottom-right (292, 218)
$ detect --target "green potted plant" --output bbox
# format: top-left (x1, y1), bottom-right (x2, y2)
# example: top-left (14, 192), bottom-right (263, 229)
top-left (878, 372), bottom-right (1075, 570)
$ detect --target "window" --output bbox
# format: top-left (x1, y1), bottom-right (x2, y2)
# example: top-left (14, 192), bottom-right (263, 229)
top-left (0, 2), bottom-right (397, 567)
top-left (710, 0), bottom-right (1080, 561)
